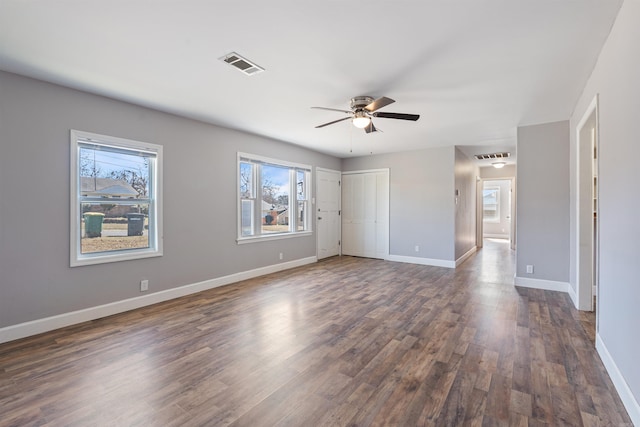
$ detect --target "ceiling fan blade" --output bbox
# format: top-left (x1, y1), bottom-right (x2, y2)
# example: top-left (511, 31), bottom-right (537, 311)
top-left (364, 122), bottom-right (377, 134)
top-left (311, 106), bottom-right (352, 114)
top-left (315, 116), bottom-right (352, 128)
top-left (373, 112), bottom-right (420, 121)
top-left (364, 96), bottom-right (395, 112)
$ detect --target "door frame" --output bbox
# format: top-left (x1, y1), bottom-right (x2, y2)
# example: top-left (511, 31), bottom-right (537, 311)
top-left (315, 167), bottom-right (342, 260)
top-left (575, 94), bottom-right (599, 313)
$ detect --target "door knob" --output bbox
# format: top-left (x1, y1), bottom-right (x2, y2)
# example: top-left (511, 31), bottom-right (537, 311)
top-left (318, 217), bottom-right (322, 220)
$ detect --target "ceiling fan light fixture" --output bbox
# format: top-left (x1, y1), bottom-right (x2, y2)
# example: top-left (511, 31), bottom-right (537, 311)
top-left (492, 161), bottom-right (506, 169)
top-left (352, 111), bottom-right (371, 129)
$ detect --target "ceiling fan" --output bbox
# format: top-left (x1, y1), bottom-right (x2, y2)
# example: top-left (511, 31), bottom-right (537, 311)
top-left (312, 96), bottom-right (420, 133)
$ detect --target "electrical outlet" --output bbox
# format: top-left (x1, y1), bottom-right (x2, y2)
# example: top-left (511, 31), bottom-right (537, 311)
top-left (526, 265), bottom-right (534, 274)
top-left (414, 245), bottom-right (420, 252)
top-left (140, 279), bottom-right (149, 292)
top-left (279, 252), bottom-right (283, 260)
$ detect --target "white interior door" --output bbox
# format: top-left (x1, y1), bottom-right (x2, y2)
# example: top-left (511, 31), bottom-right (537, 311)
top-left (577, 100), bottom-right (598, 312)
top-left (342, 170), bottom-right (389, 259)
top-left (316, 168), bottom-right (341, 259)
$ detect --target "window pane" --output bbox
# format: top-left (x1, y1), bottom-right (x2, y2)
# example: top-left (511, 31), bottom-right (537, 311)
top-left (483, 188), bottom-right (500, 222)
top-left (79, 146), bottom-right (150, 199)
top-left (80, 203), bottom-right (149, 254)
top-left (261, 164), bottom-right (290, 234)
top-left (240, 162), bottom-right (253, 198)
top-left (241, 199), bottom-right (254, 237)
top-left (297, 170), bottom-right (306, 200)
top-left (297, 200), bottom-right (307, 231)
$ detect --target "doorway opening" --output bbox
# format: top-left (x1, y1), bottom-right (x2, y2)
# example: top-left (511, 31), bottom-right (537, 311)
top-left (477, 174), bottom-right (516, 251)
top-left (482, 179), bottom-right (512, 241)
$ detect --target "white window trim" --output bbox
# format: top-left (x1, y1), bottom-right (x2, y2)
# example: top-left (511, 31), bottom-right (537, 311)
top-left (237, 152), bottom-right (312, 243)
top-left (70, 130), bottom-right (163, 267)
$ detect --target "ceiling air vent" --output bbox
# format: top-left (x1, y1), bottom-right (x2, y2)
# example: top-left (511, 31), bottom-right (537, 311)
top-left (220, 52), bottom-right (265, 76)
top-left (474, 152), bottom-right (511, 160)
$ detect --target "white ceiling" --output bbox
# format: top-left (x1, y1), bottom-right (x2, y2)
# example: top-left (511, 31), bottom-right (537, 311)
top-left (0, 1), bottom-right (622, 160)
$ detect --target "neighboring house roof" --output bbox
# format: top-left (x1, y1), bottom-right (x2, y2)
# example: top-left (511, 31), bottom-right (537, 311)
top-left (81, 177), bottom-right (138, 198)
top-left (261, 201), bottom-right (287, 212)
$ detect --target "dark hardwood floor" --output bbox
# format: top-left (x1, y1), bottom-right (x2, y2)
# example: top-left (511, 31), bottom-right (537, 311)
top-left (0, 240), bottom-right (632, 426)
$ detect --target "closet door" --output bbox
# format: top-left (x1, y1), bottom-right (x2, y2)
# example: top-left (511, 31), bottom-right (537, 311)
top-left (341, 170), bottom-right (388, 259)
top-left (341, 173), bottom-right (361, 256)
top-left (374, 172), bottom-right (389, 259)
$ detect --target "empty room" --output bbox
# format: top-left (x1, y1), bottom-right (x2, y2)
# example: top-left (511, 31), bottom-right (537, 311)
top-left (1, 1), bottom-right (639, 426)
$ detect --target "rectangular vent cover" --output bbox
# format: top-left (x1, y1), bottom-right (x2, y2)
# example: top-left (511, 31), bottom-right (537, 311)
top-left (474, 152), bottom-right (511, 160)
top-left (220, 52), bottom-right (264, 76)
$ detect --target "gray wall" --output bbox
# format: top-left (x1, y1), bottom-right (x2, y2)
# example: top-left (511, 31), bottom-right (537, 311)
top-left (516, 121), bottom-right (570, 282)
top-left (570, 0), bottom-right (640, 407)
top-left (454, 147), bottom-right (477, 259)
top-left (0, 71), bottom-right (340, 327)
top-left (342, 147), bottom-right (455, 262)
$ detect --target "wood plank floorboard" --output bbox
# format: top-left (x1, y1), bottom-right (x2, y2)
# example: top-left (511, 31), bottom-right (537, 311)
top-left (0, 239), bottom-right (633, 426)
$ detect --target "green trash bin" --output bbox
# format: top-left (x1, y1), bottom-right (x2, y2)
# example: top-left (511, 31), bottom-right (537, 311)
top-left (84, 212), bottom-right (105, 238)
top-left (126, 213), bottom-right (145, 236)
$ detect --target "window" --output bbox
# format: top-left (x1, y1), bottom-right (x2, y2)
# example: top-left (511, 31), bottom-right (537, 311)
top-left (483, 186), bottom-right (500, 223)
top-left (70, 130), bottom-right (162, 266)
top-left (238, 153), bottom-right (311, 242)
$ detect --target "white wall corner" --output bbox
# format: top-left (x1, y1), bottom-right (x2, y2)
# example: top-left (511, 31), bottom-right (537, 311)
top-left (387, 254), bottom-right (455, 269)
top-left (596, 334), bottom-right (640, 426)
top-left (0, 256), bottom-right (317, 344)
top-left (513, 276), bottom-right (569, 293)
top-left (455, 246), bottom-right (477, 267)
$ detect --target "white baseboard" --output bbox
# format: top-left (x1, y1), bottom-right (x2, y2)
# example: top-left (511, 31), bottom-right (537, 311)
top-left (455, 246), bottom-right (477, 267)
top-left (567, 282), bottom-right (578, 307)
top-left (0, 256), bottom-right (317, 344)
top-left (514, 276), bottom-right (569, 293)
top-left (387, 254), bottom-right (455, 269)
top-left (596, 334), bottom-right (640, 426)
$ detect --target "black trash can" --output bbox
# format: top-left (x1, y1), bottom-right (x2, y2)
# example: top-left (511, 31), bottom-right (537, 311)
top-left (126, 213), bottom-right (145, 236)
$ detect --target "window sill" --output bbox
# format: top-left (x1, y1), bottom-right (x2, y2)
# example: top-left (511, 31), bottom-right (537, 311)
top-left (71, 248), bottom-right (162, 267)
top-left (237, 231), bottom-right (313, 244)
